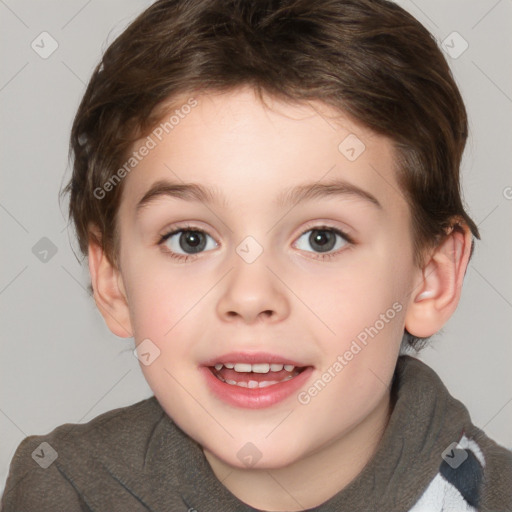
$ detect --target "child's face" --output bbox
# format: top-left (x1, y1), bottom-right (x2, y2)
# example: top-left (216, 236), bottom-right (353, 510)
top-left (114, 87), bottom-right (420, 469)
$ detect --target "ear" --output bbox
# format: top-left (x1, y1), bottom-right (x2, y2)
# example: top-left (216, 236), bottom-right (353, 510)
top-left (405, 222), bottom-right (473, 338)
top-left (87, 233), bottom-right (133, 338)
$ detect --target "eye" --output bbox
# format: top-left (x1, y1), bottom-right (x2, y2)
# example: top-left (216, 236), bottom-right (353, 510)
top-left (294, 226), bottom-right (351, 258)
top-left (158, 224), bottom-right (353, 263)
top-left (159, 226), bottom-right (218, 260)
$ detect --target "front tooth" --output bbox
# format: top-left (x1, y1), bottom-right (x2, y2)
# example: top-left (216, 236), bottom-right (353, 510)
top-left (234, 363), bottom-right (252, 372)
top-left (247, 380), bottom-right (258, 388)
top-left (224, 363), bottom-right (235, 369)
top-left (258, 380), bottom-right (279, 388)
top-left (270, 363), bottom-right (284, 371)
top-left (252, 363), bottom-right (270, 373)
top-left (214, 363), bottom-right (223, 371)
top-left (284, 364), bottom-right (295, 371)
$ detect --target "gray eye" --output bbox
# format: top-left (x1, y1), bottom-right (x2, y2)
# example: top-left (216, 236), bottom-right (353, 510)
top-left (295, 228), bottom-right (348, 254)
top-left (164, 230), bottom-right (217, 255)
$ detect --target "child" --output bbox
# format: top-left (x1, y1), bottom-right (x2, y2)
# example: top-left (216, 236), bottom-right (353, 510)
top-left (2, 0), bottom-right (511, 510)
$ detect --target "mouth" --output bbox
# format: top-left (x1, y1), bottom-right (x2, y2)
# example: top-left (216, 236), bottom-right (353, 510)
top-left (209, 362), bottom-right (307, 388)
top-left (201, 353), bottom-right (314, 408)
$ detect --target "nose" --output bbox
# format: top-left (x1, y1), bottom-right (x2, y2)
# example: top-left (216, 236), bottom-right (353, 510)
top-left (216, 254), bottom-right (290, 325)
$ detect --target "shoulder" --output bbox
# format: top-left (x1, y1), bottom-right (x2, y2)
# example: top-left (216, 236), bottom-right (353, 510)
top-left (394, 356), bottom-right (512, 510)
top-left (18, 395), bottom-right (165, 465)
top-left (1, 396), bottom-right (166, 510)
top-left (472, 430), bottom-right (512, 511)
top-left (410, 432), bottom-right (512, 512)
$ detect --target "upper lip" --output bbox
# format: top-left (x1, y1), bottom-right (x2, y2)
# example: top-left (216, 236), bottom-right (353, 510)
top-left (201, 352), bottom-right (310, 367)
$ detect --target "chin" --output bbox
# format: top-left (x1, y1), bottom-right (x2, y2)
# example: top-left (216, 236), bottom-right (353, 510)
top-left (206, 439), bottom-right (307, 471)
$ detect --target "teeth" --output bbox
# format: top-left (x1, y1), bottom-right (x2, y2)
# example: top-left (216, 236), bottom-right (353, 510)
top-left (252, 363), bottom-right (270, 373)
top-left (216, 374), bottom-right (295, 388)
top-left (212, 363), bottom-right (297, 373)
top-left (234, 363), bottom-right (252, 372)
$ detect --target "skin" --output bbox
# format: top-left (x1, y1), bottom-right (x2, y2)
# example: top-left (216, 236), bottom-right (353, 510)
top-left (88, 86), bottom-right (472, 511)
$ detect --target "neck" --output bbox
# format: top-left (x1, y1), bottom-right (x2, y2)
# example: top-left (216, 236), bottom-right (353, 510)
top-left (203, 390), bottom-right (392, 511)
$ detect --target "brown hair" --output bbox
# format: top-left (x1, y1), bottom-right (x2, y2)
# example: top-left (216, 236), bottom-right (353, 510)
top-left (62, 0), bottom-right (479, 350)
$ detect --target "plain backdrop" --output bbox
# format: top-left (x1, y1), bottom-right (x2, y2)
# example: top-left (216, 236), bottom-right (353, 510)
top-left (1, 0), bottom-right (511, 495)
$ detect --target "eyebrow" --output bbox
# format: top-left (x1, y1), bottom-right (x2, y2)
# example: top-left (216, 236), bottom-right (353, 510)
top-left (135, 177), bottom-right (382, 213)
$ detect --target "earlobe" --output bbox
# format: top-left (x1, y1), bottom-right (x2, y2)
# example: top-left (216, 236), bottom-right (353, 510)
top-left (88, 236), bottom-right (133, 338)
top-left (405, 223), bottom-right (472, 338)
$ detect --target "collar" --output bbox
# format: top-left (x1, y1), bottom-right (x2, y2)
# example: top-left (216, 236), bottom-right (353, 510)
top-left (68, 356), bottom-right (474, 512)
top-left (138, 355), bottom-right (474, 511)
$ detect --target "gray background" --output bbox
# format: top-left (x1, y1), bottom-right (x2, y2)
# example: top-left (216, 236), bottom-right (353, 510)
top-left (1, 0), bottom-right (511, 495)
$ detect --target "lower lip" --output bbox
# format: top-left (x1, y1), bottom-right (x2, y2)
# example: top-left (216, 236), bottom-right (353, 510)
top-left (200, 366), bottom-right (314, 409)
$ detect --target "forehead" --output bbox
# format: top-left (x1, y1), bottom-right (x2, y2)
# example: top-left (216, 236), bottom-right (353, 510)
top-left (119, 87), bottom-right (404, 215)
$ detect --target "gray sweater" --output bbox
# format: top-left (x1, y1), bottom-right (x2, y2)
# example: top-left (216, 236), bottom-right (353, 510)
top-left (2, 356), bottom-right (511, 511)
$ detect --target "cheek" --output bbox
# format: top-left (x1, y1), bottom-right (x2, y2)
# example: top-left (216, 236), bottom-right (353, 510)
top-left (124, 263), bottom-right (208, 405)
top-left (125, 278), bottom-right (173, 339)
top-left (301, 251), bottom-right (404, 342)
top-left (122, 253), bottom-right (210, 340)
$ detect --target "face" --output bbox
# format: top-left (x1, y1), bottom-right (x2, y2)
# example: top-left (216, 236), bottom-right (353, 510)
top-left (115, 87), bottom-right (419, 469)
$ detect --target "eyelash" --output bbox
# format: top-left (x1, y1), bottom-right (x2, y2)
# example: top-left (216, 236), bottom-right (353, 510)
top-left (157, 223), bottom-right (355, 263)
